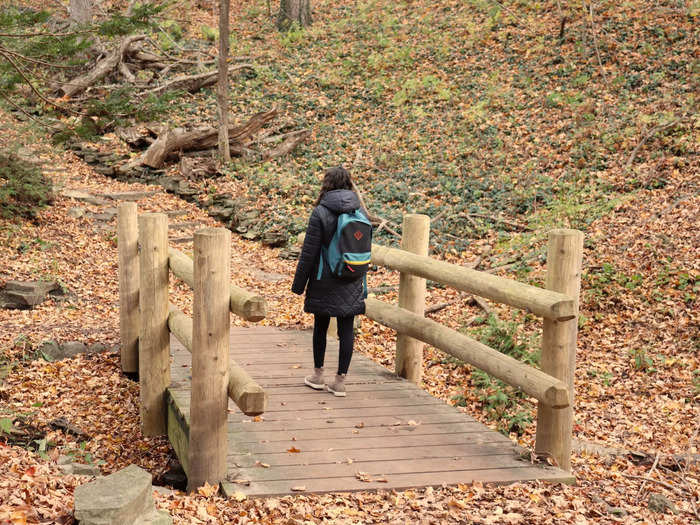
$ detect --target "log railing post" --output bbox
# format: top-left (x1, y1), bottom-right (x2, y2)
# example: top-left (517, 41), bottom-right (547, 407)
top-left (118, 202), bottom-right (139, 374)
top-left (535, 229), bottom-right (583, 472)
top-left (395, 213), bottom-right (430, 384)
top-left (137, 213), bottom-right (170, 436)
top-left (187, 228), bottom-right (231, 491)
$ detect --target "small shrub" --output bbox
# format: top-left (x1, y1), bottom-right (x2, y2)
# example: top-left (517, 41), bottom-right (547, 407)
top-left (465, 315), bottom-right (540, 436)
top-left (0, 153), bottom-right (53, 220)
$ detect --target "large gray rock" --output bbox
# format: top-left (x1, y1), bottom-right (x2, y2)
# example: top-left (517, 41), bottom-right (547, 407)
top-left (61, 189), bottom-right (108, 206)
top-left (74, 465), bottom-right (156, 525)
top-left (1, 280), bottom-right (60, 308)
top-left (39, 340), bottom-right (88, 361)
top-left (135, 510), bottom-right (172, 525)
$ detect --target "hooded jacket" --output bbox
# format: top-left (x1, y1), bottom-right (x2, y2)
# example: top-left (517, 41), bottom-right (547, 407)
top-left (291, 189), bottom-right (367, 317)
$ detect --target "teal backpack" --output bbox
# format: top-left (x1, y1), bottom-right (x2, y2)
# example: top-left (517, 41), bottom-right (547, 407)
top-left (317, 209), bottom-right (373, 281)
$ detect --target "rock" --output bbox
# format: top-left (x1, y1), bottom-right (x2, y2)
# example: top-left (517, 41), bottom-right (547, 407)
top-left (74, 465), bottom-right (156, 525)
top-left (607, 507), bottom-right (627, 517)
top-left (87, 208), bottom-right (118, 222)
top-left (648, 493), bottom-right (677, 514)
top-left (278, 247), bottom-right (301, 260)
top-left (159, 177), bottom-right (181, 193)
top-left (61, 189), bottom-right (108, 206)
top-left (40, 340), bottom-right (87, 361)
top-left (88, 343), bottom-right (109, 354)
top-left (261, 231), bottom-right (288, 247)
top-left (68, 207), bottom-right (86, 218)
top-left (57, 455), bottom-right (73, 466)
top-left (102, 191), bottom-right (158, 201)
top-left (60, 341), bottom-right (88, 357)
top-left (1, 280), bottom-right (60, 309)
top-left (37, 341), bottom-right (60, 361)
top-left (136, 510), bottom-right (172, 525)
top-left (72, 462), bottom-right (101, 476)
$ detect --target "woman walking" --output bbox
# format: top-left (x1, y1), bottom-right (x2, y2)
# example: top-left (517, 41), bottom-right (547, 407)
top-left (291, 167), bottom-right (372, 397)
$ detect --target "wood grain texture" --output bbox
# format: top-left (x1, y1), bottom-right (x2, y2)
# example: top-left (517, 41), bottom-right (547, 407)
top-left (187, 228), bottom-right (230, 491)
top-left (365, 298), bottom-right (569, 407)
top-left (371, 243), bottom-right (575, 321)
top-left (169, 247), bottom-right (266, 321)
top-left (167, 326), bottom-right (574, 496)
top-left (535, 229), bottom-right (584, 472)
top-left (118, 202), bottom-right (139, 373)
top-left (138, 213), bottom-right (170, 436)
top-left (395, 214), bottom-right (430, 383)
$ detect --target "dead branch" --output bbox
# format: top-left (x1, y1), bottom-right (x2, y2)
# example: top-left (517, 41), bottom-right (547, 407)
top-left (0, 47), bottom-right (83, 115)
top-left (466, 212), bottom-right (531, 231)
top-left (125, 109), bottom-right (278, 170)
top-left (350, 181), bottom-right (401, 238)
top-left (588, 3), bottom-right (608, 84)
top-left (262, 129), bottom-right (311, 161)
top-left (118, 61), bottom-right (135, 83)
top-left (624, 118), bottom-right (682, 173)
top-left (143, 64), bottom-right (254, 95)
top-left (60, 34), bottom-right (145, 97)
top-left (621, 473), bottom-right (690, 497)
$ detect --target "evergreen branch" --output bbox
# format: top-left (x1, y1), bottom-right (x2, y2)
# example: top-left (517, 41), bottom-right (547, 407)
top-left (0, 46), bottom-right (80, 69)
top-left (0, 48), bottom-right (84, 115)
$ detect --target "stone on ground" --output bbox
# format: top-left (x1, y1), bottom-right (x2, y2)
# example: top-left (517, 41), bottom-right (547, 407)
top-left (74, 464), bottom-right (171, 525)
top-left (1, 280), bottom-right (60, 308)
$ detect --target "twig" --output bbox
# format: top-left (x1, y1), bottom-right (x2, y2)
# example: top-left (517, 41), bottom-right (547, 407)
top-left (467, 212), bottom-right (531, 231)
top-left (588, 3), bottom-right (608, 83)
top-left (624, 118), bottom-right (682, 173)
top-left (636, 452), bottom-right (661, 501)
top-left (621, 474), bottom-right (689, 496)
top-left (351, 181), bottom-right (400, 238)
top-left (0, 49), bottom-right (83, 115)
top-left (0, 91), bottom-right (43, 124)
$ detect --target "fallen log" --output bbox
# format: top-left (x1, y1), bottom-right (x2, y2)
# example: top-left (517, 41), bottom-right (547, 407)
top-left (131, 109), bottom-right (278, 169)
top-left (262, 128), bottom-right (310, 161)
top-left (61, 34), bottom-right (145, 97)
top-left (145, 64), bottom-right (254, 96)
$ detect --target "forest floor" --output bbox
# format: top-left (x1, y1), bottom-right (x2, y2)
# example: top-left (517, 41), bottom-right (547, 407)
top-left (1, 0), bottom-right (699, 523)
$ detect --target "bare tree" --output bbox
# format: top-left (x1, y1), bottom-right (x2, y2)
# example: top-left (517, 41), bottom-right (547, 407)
top-left (277, 0), bottom-right (311, 31)
top-left (217, 0), bottom-right (231, 162)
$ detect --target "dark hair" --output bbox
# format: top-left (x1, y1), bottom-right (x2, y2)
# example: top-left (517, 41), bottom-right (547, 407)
top-left (315, 166), bottom-right (353, 205)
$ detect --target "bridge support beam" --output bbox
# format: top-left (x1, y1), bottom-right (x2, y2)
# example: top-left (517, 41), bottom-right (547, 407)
top-left (395, 214), bottom-right (430, 384)
top-left (535, 229), bottom-right (584, 472)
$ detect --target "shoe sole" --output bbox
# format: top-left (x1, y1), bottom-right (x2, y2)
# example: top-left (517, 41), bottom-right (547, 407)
top-left (304, 378), bottom-right (325, 390)
top-left (326, 385), bottom-right (346, 397)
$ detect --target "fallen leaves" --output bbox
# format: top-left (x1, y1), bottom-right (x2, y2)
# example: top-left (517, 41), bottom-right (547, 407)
top-left (286, 447), bottom-right (300, 454)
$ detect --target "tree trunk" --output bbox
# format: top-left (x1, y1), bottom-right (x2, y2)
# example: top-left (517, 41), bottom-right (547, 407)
top-left (217, 0), bottom-right (231, 162)
top-left (69, 0), bottom-right (92, 25)
top-left (277, 0), bottom-right (311, 30)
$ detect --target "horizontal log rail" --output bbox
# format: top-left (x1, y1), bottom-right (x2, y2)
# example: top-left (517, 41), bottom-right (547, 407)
top-left (168, 305), bottom-right (268, 416)
top-left (364, 298), bottom-right (569, 408)
top-left (168, 247), bottom-right (267, 321)
top-left (370, 244), bottom-right (575, 321)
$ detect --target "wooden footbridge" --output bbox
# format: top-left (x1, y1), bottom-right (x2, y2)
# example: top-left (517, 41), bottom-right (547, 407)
top-left (118, 205), bottom-right (582, 495)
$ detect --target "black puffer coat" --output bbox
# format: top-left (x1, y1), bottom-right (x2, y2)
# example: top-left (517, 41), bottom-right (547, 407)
top-left (291, 189), bottom-right (366, 317)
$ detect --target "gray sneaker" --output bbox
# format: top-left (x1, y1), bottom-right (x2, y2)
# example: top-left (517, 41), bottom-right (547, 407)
top-left (326, 374), bottom-right (347, 397)
top-left (304, 368), bottom-right (324, 390)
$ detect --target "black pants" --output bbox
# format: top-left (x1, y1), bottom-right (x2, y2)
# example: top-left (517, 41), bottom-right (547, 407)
top-left (313, 314), bottom-right (354, 375)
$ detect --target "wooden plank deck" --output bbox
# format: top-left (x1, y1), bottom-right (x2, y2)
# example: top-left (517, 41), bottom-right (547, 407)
top-left (167, 326), bottom-right (574, 497)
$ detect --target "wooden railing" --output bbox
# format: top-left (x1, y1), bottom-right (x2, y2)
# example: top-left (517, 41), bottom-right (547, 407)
top-left (364, 214), bottom-right (583, 472)
top-left (117, 202), bottom-right (268, 490)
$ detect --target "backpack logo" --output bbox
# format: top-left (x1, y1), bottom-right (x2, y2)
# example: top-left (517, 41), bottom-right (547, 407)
top-left (354, 231), bottom-right (364, 241)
